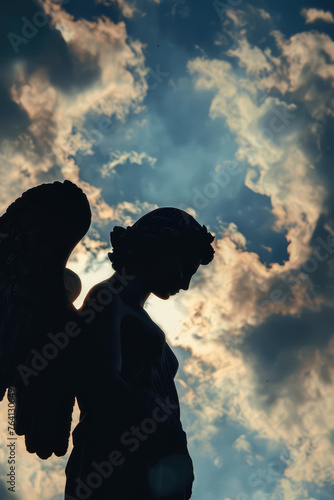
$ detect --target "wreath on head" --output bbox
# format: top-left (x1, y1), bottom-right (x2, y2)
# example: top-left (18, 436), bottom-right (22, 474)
top-left (108, 220), bottom-right (215, 274)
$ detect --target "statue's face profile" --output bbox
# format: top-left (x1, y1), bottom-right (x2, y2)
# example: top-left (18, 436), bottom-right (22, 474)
top-left (148, 249), bottom-right (202, 300)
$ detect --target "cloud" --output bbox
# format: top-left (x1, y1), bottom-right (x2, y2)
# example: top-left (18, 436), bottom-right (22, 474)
top-left (163, 12), bottom-right (334, 494)
top-left (95, 0), bottom-right (139, 18)
top-left (227, 38), bottom-right (273, 77)
top-left (301, 8), bottom-right (334, 25)
top-left (233, 434), bottom-right (253, 454)
top-left (225, 10), bottom-right (247, 28)
top-left (100, 150), bottom-right (157, 177)
top-left (258, 8), bottom-right (271, 20)
top-left (169, 288), bottom-right (334, 488)
top-left (187, 56), bottom-right (325, 269)
top-left (0, 0), bottom-right (150, 229)
top-left (272, 30), bottom-right (334, 118)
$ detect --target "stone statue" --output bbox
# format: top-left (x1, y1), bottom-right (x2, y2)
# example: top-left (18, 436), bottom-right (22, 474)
top-left (0, 180), bottom-right (215, 499)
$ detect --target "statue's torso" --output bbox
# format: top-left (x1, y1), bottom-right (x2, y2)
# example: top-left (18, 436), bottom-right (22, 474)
top-left (76, 293), bottom-right (185, 442)
top-left (67, 288), bottom-right (194, 499)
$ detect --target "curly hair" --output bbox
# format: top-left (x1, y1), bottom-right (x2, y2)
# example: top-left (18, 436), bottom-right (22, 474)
top-left (108, 207), bottom-right (215, 275)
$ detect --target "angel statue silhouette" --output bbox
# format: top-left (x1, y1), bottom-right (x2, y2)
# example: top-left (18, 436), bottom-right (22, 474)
top-left (0, 180), bottom-right (215, 499)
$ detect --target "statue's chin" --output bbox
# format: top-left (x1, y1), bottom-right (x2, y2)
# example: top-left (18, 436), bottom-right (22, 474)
top-left (154, 290), bottom-right (172, 300)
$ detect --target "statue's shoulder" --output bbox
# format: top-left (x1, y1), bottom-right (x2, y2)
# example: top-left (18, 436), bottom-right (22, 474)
top-left (78, 281), bottom-right (126, 330)
top-left (82, 280), bottom-right (123, 307)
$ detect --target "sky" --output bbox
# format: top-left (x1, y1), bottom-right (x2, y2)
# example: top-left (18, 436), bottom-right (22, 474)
top-left (0, 0), bottom-right (334, 498)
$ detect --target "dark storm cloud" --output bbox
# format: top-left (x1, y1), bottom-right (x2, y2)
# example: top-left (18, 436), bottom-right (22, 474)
top-left (0, 0), bottom-right (100, 140)
top-left (240, 306), bottom-right (334, 405)
top-left (3, 0), bottom-right (100, 90)
top-left (0, 83), bottom-right (30, 140)
top-left (297, 113), bottom-right (334, 299)
top-left (0, 481), bottom-right (17, 500)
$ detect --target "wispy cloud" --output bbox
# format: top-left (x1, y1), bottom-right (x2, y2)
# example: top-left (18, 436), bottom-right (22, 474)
top-left (301, 8), bottom-right (334, 24)
top-left (101, 150), bottom-right (157, 177)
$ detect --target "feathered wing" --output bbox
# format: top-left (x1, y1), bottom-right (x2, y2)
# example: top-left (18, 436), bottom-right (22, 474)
top-left (0, 180), bottom-right (91, 459)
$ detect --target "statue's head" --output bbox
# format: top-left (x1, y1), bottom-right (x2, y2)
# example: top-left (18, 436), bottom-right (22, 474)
top-left (108, 207), bottom-right (215, 299)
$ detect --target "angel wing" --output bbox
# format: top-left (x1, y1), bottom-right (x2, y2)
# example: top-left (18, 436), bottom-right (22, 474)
top-left (0, 180), bottom-right (91, 459)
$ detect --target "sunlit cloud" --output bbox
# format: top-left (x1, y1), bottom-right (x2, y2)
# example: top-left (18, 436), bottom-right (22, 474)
top-left (170, 12), bottom-right (334, 493)
top-left (301, 8), bottom-right (334, 24)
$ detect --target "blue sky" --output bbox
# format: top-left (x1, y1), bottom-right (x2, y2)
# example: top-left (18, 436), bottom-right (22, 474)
top-left (1, 0), bottom-right (334, 499)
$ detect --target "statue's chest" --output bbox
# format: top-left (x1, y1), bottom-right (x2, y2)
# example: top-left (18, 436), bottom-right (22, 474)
top-left (119, 314), bottom-right (164, 378)
top-left (119, 314), bottom-right (178, 386)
